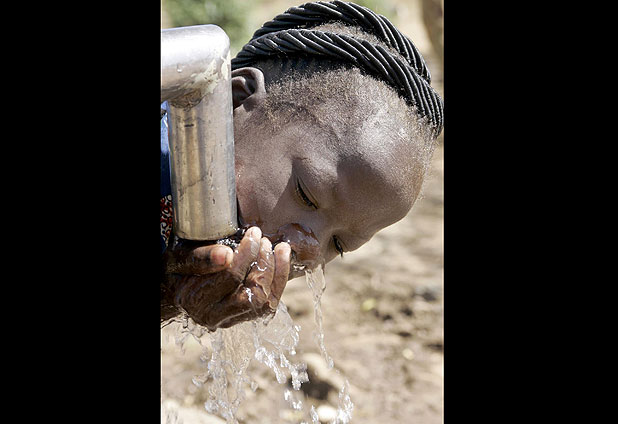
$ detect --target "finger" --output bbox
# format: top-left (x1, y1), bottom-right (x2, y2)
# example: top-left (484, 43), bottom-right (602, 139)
top-left (245, 237), bottom-right (275, 307)
top-left (268, 242), bottom-right (291, 309)
top-left (186, 244), bottom-right (233, 274)
top-left (229, 226), bottom-right (262, 281)
top-left (166, 244), bottom-right (233, 275)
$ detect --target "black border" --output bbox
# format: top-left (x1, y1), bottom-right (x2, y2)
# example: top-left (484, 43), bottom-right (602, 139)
top-left (18, 1), bottom-right (586, 421)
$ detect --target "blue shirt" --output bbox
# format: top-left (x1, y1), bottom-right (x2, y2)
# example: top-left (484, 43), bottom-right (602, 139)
top-left (161, 103), bottom-right (173, 253)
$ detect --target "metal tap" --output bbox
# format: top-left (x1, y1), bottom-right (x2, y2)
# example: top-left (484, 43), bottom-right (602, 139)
top-left (161, 25), bottom-right (237, 241)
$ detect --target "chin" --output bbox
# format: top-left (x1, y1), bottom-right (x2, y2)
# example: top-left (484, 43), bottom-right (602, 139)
top-left (288, 268), bottom-right (306, 281)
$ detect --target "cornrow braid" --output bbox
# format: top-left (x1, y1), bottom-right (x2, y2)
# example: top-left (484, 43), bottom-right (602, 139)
top-left (231, 1), bottom-right (443, 135)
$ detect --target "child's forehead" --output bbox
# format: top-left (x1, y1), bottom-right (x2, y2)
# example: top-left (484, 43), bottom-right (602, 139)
top-left (286, 115), bottom-right (418, 178)
top-left (293, 135), bottom-right (419, 209)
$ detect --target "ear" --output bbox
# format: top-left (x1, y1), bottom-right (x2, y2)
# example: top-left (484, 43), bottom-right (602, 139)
top-left (231, 67), bottom-right (266, 110)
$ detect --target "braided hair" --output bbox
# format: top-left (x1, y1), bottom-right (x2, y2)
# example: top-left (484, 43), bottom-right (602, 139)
top-left (231, 0), bottom-right (444, 136)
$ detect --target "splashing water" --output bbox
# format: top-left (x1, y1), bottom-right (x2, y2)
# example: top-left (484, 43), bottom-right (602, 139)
top-left (303, 264), bottom-right (354, 423)
top-left (165, 264), bottom-right (353, 424)
top-left (305, 265), bottom-right (334, 369)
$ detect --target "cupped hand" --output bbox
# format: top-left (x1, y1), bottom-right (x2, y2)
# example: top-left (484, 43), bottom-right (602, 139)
top-left (162, 227), bottom-right (291, 331)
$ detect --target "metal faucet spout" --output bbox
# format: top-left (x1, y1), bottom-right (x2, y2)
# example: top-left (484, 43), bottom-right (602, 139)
top-left (161, 25), bottom-right (237, 241)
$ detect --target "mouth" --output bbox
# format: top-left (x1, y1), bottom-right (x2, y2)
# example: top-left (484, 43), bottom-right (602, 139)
top-left (288, 269), bottom-right (306, 280)
top-left (286, 249), bottom-right (326, 280)
top-left (233, 206), bottom-right (321, 280)
top-left (288, 263), bottom-right (314, 280)
top-left (288, 250), bottom-right (307, 280)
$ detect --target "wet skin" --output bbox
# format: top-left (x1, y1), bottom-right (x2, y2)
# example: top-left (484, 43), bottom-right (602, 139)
top-left (161, 223), bottom-right (321, 330)
top-left (161, 67), bottom-right (423, 330)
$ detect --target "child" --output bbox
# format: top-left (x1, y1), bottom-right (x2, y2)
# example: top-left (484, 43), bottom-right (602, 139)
top-left (161, 1), bottom-right (443, 331)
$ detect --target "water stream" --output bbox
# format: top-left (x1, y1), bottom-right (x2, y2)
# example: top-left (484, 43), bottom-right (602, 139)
top-left (164, 264), bottom-right (354, 423)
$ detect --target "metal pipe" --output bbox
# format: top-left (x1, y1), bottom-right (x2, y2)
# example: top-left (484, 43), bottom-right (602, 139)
top-left (161, 25), bottom-right (237, 241)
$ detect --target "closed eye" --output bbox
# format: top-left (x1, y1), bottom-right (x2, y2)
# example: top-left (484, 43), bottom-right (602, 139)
top-left (296, 178), bottom-right (318, 210)
top-left (333, 236), bottom-right (344, 258)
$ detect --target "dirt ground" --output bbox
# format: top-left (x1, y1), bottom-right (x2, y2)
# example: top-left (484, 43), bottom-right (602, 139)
top-left (161, 1), bottom-right (443, 423)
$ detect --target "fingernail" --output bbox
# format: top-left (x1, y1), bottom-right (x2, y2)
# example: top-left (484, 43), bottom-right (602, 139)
top-left (249, 226), bottom-right (262, 240)
top-left (261, 237), bottom-right (272, 252)
top-left (212, 246), bottom-right (231, 266)
top-left (275, 242), bottom-right (291, 256)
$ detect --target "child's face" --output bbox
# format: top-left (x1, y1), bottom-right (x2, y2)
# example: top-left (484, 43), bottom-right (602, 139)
top-left (233, 108), bottom-right (422, 278)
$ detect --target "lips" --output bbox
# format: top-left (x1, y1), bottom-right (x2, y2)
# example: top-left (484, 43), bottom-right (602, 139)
top-left (235, 198), bottom-right (322, 280)
top-left (269, 223), bottom-right (323, 280)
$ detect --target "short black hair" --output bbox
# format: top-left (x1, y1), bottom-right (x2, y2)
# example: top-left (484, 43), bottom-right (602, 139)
top-left (232, 1), bottom-right (444, 136)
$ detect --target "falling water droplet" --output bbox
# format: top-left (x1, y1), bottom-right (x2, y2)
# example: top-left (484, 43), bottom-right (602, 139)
top-left (164, 262), bottom-right (353, 423)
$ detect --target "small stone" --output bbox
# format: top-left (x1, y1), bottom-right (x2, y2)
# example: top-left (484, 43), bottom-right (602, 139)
top-left (402, 348), bottom-right (415, 361)
top-left (361, 298), bottom-right (377, 312)
top-left (279, 409), bottom-right (305, 422)
top-left (317, 404), bottom-right (338, 422)
top-left (416, 285), bottom-right (441, 302)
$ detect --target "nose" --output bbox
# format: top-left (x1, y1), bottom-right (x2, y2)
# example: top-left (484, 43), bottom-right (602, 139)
top-left (267, 222), bottom-right (323, 270)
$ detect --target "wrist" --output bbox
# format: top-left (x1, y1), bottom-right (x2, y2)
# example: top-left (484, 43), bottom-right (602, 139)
top-left (161, 267), bottom-right (180, 323)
